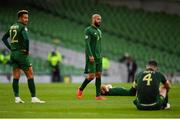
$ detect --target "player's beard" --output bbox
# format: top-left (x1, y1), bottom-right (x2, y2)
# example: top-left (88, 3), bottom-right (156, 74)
top-left (95, 22), bottom-right (100, 27)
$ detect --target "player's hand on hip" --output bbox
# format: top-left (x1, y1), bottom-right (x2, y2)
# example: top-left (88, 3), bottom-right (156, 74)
top-left (89, 56), bottom-right (94, 63)
top-left (25, 52), bottom-right (30, 55)
top-left (21, 50), bottom-right (30, 55)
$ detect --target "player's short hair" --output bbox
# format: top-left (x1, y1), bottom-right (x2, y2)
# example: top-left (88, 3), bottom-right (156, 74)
top-left (148, 60), bottom-right (158, 67)
top-left (92, 14), bottom-right (101, 19)
top-left (17, 10), bottom-right (28, 18)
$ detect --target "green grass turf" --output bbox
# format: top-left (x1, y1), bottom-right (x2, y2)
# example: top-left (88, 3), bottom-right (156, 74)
top-left (0, 83), bottom-right (180, 118)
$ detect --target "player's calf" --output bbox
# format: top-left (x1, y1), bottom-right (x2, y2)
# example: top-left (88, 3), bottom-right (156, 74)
top-left (88, 73), bottom-right (95, 80)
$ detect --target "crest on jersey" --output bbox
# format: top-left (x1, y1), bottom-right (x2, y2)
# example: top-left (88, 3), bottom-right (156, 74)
top-left (25, 27), bottom-right (28, 32)
top-left (85, 35), bottom-right (88, 39)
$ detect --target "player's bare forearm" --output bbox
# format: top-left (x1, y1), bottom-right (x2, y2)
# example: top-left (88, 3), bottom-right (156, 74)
top-left (164, 80), bottom-right (171, 91)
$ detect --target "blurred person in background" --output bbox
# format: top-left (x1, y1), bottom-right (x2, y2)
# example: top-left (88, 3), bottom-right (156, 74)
top-left (0, 49), bottom-right (12, 82)
top-left (102, 56), bottom-right (110, 76)
top-left (119, 53), bottom-right (137, 82)
top-left (48, 48), bottom-right (62, 82)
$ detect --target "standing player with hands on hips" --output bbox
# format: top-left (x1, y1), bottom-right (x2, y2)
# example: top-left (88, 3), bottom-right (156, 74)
top-left (77, 14), bottom-right (105, 100)
top-left (1, 10), bottom-right (45, 103)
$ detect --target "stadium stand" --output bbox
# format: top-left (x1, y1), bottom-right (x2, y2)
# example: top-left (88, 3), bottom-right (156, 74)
top-left (0, 0), bottom-right (180, 74)
top-left (0, 53), bottom-right (83, 76)
top-left (27, 0), bottom-right (179, 52)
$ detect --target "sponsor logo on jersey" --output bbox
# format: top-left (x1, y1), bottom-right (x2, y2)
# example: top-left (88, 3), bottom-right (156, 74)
top-left (85, 35), bottom-right (88, 39)
top-left (25, 27), bottom-right (28, 32)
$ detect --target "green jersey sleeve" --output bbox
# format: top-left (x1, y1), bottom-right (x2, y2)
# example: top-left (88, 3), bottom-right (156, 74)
top-left (21, 27), bottom-right (29, 52)
top-left (1, 31), bottom-right (11, 50)
top-left (133, 72), bottom-right (139, 88)
top-left (158, 72), bottom-right (167, 84)
top-left (85, 29), bottom-right (93, 57)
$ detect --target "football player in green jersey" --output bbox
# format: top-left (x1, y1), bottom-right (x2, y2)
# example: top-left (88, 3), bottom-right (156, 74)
top-left (133, 60), bottom-right (170, 110)
top-left (1, 10), bottom-right (45, 103)
top-left (76, 14), bottom-right (105, 100)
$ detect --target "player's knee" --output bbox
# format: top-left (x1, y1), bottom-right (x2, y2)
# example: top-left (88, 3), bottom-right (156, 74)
top-left (95, 72), bottom-right (102, 78)
top-left (27, 72), bottom-right (34, 79)
top-left (27, 75), bottom-right (33, 79)
top-left (13, 68), bottom-right (21, 79)
top-left (24, 67), bottom-right (34, 79)
top-left (87, 73), bottom-right (95, 80)
top-left (13, 73), bottom-right (20, 79)
top-left (89, 75), bottom-right (95, 80)
top-left (13, 75), bottom-right (20, 79)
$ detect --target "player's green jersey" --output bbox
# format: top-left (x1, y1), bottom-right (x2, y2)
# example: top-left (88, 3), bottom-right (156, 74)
top-left (134, 69), bottom-right (167, 104)
top-left (2, 22), bottom-right (29, 52)
top-left (85, 25), bottom-right (102, 59)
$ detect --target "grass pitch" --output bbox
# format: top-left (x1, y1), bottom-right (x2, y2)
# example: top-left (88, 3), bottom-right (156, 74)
top-left (0, 83), bottom-right (179, 118)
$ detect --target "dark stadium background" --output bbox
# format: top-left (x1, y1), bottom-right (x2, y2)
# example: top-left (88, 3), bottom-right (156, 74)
top-left (0, 0), bottom-right (180, 83)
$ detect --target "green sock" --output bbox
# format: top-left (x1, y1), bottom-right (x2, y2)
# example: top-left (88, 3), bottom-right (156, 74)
top-left (28, 78), bottom-right (36, 97)
top-left (12, 79), bottom-right (19, 97)
top-left (165, 94), bottom-right (169, 104)
top-left (80, 78), bottom-right (92, 91)
top-left (108, 87), bottom-right (130, 96)
top-left (95, 77), bottom-right (101, 97)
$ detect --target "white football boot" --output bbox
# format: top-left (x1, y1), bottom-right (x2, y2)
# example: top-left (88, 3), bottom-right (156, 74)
top-left (31, 97), bottom-right (45, 103)
top-left (15, 97), bottom-right (25, 103)
top-left (164, 103), bottom-right (171, 110)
